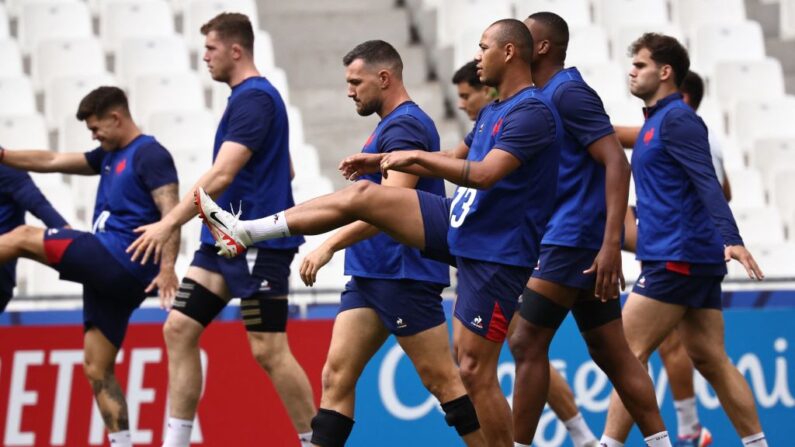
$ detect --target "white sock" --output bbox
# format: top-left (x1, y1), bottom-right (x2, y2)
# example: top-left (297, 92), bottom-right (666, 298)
top-left (673, 397), bottom-right (700, 437)
top-left (644, 431), bottom-right (672, 447)
top-left (599, 435), bottom-right (624, 447)
top-left (108, 430), bottom-right (132, 446)
top-left (742, 433), bottom-right (768, 446)
top-left (162, 417), bottom-right (193, 447)
top-left (514, 443), bottom-right (531, 447)
top-left (239, 211), bottom-right (290, 243)
top-left (298, 430), bottom-right (313, 447)
top-left (563, 413), bottom-right (597, 446)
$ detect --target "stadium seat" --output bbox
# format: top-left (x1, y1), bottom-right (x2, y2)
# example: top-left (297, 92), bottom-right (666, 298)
top-left (576, 62), bottom-right (629, 102)
top-left (0, 76), bottom-right (36, 116)
top-left (622, 251), bottom-right (641, 284)
top-left (59, 116), bottom-right (96, 152)
top-left (0, 40), bottom-right (24, 77)
top-left (100, 0), bottom-right (176, 52)
top-left (731, 206), bottom-right (786, 245)
top-left (433, 0), bottom-right (512, 47)
top-left (453, 24), bottom-right (487, 69)
top-left (611, 24), bottom-right (685, 62)
top-left (671, 0), bottom-right (746, 31)
top-left (131, 72), bottom-right (206, 124)
top-left (4, 0), bottom-right (77, 19)
top-left (182, 0), bottom-right (260, 51)
top-left (697, 99), bottom-right (726, 139)
top-left (690, 21), bottom-right (765, 78)
top-left (286, 105), bottom-right (306, 147)
top-left (727, 168), bottom-right (766, 208)
top-left (0, 114), bottom-right (49, 149)
top-left (727, 243), bottom-right (795, 279)
top-left (0, 4), bottom-right (10, 39)
top-left (45, 73), bottom-right (118, 130)
top-left (712, 59), bottom-right (785, 110)
top-left (567, 26), bottom-right (611, 66)
top-left (292, 143), bottom-right (322, 180)
top-left (732, 97), bottom-right (795, 154)
top-left (210, 66), bottom-right (290, 114)
top-left (117, 35), bottom-right (191, 87)
top-left (604, 99), bottom-right (645, 126)
top-left (31, 38), bottom-right (106, 92)
top-left (594, 0), bottom-right (669, 30)
top-left (771, 169), bottom-right (795, 235)
top-left (16, 258), bottom-right (83, 296)
top-left (18, 1), bottom-right (93, 54)
top-left (145, 110), bottom-right (217, 155)
top-left (751, 138), bottom-right (795, 182)
top-left (196, 30), bottom-right (275, 87)
top-left (512, 0), bottom-right (591, 27)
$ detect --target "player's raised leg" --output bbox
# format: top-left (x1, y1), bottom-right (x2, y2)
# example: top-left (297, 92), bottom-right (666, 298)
top-left (0, 225), bottom-right (48, 264)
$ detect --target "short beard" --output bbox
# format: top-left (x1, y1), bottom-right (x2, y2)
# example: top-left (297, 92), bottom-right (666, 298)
top-left (356, 98), bottom-right (382, 116)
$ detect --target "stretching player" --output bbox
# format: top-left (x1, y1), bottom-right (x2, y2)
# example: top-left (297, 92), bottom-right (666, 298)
top-left (618, 70), bottom-right (724, 447)
top-left (509, 13), bottom-right (671, 447)
top-left (197, 19), bottom-right (561, 446)
top-left (452, 59), bottom-right (598, 447)
top-left (601, 33), bottom-right (767, 447)
top-left (0, 87), bottom-right (180, 447)
top-left (126, 13), bottom-right (316, 447)
top-left (0, 162), bottom-right (69, 311)
top-left (296, 40), bottom-right (484, 447)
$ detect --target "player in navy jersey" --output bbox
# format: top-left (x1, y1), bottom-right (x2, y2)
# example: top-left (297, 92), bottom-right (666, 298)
top-left (292, 40), bottom-right (484, 447)
top-left (0, 163), bottom-right (69, 311)
top-left (197, 19), bottom-right (559, 446)
top-left (508, 13), bottom-right (671, 447)
top-left (125, 13), bottom-right (316, 447)
top-left (601, 33), bottom-right (768, 447)
top-left (452, 59), bottom-right (599, 447)
top-left (0, 87), bottom-right (180, 447)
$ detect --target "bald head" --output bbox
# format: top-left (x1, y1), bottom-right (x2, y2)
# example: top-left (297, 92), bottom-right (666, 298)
top-left (525, 12), bottom-right (569, 63)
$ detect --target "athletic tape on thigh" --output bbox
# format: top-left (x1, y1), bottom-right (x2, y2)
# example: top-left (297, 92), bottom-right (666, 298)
top-left (518, 288), bottom-right (569, 329)
top-left (441, 395), bottom-right (480, 436)
top-left (240, 294), bottom-right (288, 332)
top-left (172, 278), bottom-right (226, 327)
top-left (310, 408), bottom-right (354, 447)
top-left (571, 298), bottom-right (621, 333)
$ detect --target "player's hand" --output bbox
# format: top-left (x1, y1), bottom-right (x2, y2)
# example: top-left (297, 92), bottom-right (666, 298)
top-left (584, 244), bottom-right (625, 301)
top-left (299, 247), bottom-right (334, 286)
top-left (725, 245), bottom-right (764, 280)
top-left (380, 151), bottom-right (419, 178)
top-left (339, 153), bottom-right (384, 180)
top-left (127, 220), bottom-right (176, 265)
top-left (146, 268), bottom-right (179, 310)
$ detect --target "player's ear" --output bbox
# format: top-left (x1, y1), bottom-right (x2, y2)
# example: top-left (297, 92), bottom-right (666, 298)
top-left (537, 39), bottom-right (550, 55)
top-left (378, 69), bottom-right (391, 89)
top-left (659, 64), bottom-right (674, 83)
top-left (231, 42), bottom-right (243, 60)
top-left (504, 42), bottom-right (515, 63)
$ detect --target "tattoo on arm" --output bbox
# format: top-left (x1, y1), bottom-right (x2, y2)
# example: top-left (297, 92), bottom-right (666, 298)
top-left (90, 370), bottom-right (130, 431)
top-left (151, 182), bottom-right (181, 267)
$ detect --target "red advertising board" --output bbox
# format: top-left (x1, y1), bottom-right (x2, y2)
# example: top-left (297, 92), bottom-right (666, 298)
top-left (0, 320), bottom-right (333, 446)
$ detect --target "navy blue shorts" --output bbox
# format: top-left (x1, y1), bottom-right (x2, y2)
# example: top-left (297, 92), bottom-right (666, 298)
top-left (531, 245), bottom-right (599, 290)
top-left (417, 190), bottom-right (456, 267)
top-left (632, 262), bottom-right (723, 309)
top-left (43, 228), bottom-right (147, 348)
top-left (190, 244), bottom-right (295, 298)
top-left (454, 257), bottom-right (532, 342)
top-left (339, 277), bottom-right (446, 336)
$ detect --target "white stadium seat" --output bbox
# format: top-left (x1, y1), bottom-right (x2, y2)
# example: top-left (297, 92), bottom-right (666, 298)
top-left (0, 4), bottom-right (10, 39)
top-left (131, 72), bottom-right (205, 123)
top-left (16, 259), bottom-right (83, 296)
top-left (0, 76), bottom-right (36, 116)
top-left (0, 40), bottom-right (24, 77)
top-left (5, 0), bottom-right (76, 19)
top-left (671, 0), bottom-right (746, 31)
top-left (210, 66), bottom-right (290, 114)
top-left (512, 0), bottom-right (591, 27)
top-left (100, 0), bottom-right (176, 51)
top-left (117, 36), bottom-right (191, 87)
top-left (731, 206), bottom-right (786, 245)
top-left (18, 1), bottom-right (93, 54)
top-left (751, 138), bottom-right (795, 182)
top-left (183, 0), bottom-right (260, 51)
top-left (0, 114), bottom-right (49, 148)
top-left (732, 97), bottom-right (795, 154)
top-left (32, 38), bottom-right (106, 91)
top-left (566, 26), bottom-right (610, 66)
top-left (594, 0), bottom-right (670, 30)
top-left (783, 0), bottom-right (795, 39)
top-left (576, 62), bottom-right (629, 102)
top-left (433, 0), bottom-right (512, 47)
top-left (45, 73), bottom-right (118, 130)
top-left (146, 110), bottom-right (217, 155)
top-left (611, 24), bottom-right (685, 62)
top-left (604, 99), bottom-right (645, 126)
top-left (728, 243), bottom-right (795, 279)
top-left (770, 169), bottom-right (795, 234)
top-left (727, 168), bottom-right (767, 208)
top-left (712, 59), bottom-right (785, 110)
top-left (59, 116), bottom-right (96, 152)
top-left (690, 21), bottom-right (765, 78)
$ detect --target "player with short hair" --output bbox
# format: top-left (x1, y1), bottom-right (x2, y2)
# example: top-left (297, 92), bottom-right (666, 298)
top-left (509, 13), bottom-right (672, 447)
top-left (601, 33), bottom-right (767, 447)
top-left (197, 18), bottom-right (561, 446)
top-left (0, 86), bottom-right (180, 447)
top-left (126, 13), bottom-right (316, 447)
top-left (295, 39), bottom-right (484, 447)
top-left (452, 59), bottom-right (599, 447)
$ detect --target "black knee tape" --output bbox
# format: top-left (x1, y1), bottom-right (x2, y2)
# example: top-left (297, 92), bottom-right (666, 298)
top-left (241, 294), bottom-right (288, 332)
top-left (518, 288), bottom-right (569, 329)
top-left (571, 298), bottom-right (621, 333)
top-left (441, 395), bottom-right (480, 436)
top-left (310, 408), bottom-right (354, 447)
top-left (172, 278), bottom-right (226, 327)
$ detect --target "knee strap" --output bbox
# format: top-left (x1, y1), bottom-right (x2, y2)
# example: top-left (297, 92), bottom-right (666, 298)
top-left (518, 288), bottom-right (569, 330)
top-left (571, 298), bottom-right (621, 333)
top-left (310, 408), bottom-right (354, 447)
top-left (241, 294), bottom-right (288, 332)
top-left (172, 278), bottom-right (226, 327)
top-left (441, 395), bottom-right (480, 436)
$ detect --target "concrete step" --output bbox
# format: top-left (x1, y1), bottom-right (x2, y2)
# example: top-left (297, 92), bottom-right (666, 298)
top-left (746, 0), bottom-right (780, 38)
top-left (787, 74), bottom-right (795, 95)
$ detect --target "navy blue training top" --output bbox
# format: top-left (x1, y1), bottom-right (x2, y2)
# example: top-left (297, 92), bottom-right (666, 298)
top-left (0, 163), bottom-right (69, 298)
top-left (632, 93), bottom-right (742, 275)
top-left (344, 101), bottom-right (450, 285)
top-left (201, 76), bottom-right (304, 250)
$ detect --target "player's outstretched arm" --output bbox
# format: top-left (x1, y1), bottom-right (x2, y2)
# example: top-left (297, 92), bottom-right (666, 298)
top-left (613, 126), bottom-right (641, 149)
top-left (0, 147), bottom-right (95, 175)
top-left (141, 183), bottom-right (181, 308)
top-left (339, 142), bottom-right (470, 181)
top-left (128, 141), bottom-right (251, 262)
